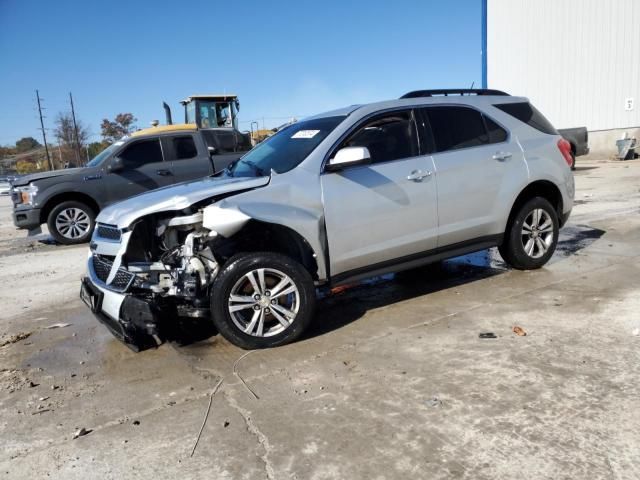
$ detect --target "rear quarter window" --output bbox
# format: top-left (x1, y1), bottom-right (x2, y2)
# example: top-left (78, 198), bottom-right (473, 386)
top-left (494, 102), bottom-right (557, 135)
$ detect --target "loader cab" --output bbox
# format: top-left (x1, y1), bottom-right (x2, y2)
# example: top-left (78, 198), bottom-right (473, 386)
top-left (181, 95), bottom-right (240, 130)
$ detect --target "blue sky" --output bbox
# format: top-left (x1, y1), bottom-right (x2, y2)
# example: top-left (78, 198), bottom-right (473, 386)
top-left (0, 0), bottom-right (482, 146)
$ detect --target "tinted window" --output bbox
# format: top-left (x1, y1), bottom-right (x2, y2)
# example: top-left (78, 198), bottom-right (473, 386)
top-left (171, 136), bottom-right (198, 160)
top-left (119, 139), bottom-right (163, 169)
top-left (484, 115), bottom-right (508, 143)
top-left (201, 130), bottom-right (251, 154)
top-left (426, 107), bottom-right (488, 152)
top-left (342, 111), bottom-right (418, 163)
top-left (493, 102), bottom-right (557, 135)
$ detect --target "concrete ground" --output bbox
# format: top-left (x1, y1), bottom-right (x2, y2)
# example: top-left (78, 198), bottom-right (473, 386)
top-left (1, 158), bottom-right (639, 479)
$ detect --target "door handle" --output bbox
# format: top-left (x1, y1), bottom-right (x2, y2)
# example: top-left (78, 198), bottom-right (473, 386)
top-left (156, 169), bottom-right (172, 176)
top-left (492, 151), bottom-right (512, 161)
top-left (407, 169), bottom-right (432, 181)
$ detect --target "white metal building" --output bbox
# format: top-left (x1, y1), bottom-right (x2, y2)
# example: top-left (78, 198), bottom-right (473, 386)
top-left (485, 0), bottom-right (640, 149)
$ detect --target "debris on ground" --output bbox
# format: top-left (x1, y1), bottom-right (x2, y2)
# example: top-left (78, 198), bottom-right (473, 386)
top-left (28, 381), bottom-right (39, 388)
top-left (223, 420), bottom-right (230, 428)
top-left (633, 328), bottom-right (640, 336)
top-left (132, 420), bottom-right (140, 426)
top-left (32, 409), bottom-right (51, 415)
top-left (44, 323), bottom-right (71, 329)
top-left (73, 428), bottom-right (92, 439)
top-left (425, 397), bottom-right (442, 407)
top-left (512, 326), bottom-right (527, 336)
top-left (191, 378), bottom-right (224, 457)
top-left (233, 351), bottom-right (259, 400)
top-left (0, 332), bottom-right (32, 347)
top-left (479, 332), bottom-right (497, 339)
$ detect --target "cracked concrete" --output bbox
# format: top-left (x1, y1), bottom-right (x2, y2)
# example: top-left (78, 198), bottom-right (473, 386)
top-left (1, 157), bottom-right (640, 479)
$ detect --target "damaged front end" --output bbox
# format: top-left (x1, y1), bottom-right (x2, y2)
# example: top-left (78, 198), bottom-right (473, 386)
top-left (82, 203), bottom-right (251, 351)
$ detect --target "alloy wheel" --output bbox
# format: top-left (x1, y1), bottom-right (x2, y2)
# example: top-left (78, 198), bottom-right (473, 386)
top-left (55, 208), bottom-right (91, 240)
top-left (227, 268), bottom-right (300, 337)
top-left (521, 208), bottom-right (554, 259)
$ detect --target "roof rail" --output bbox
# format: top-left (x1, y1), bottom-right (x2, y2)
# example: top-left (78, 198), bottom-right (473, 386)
top-left (400, 89), bottom-right (510, 99)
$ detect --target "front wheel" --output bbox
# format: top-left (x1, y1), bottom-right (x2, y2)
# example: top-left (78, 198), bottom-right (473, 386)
top-left (210, 252), bottom-right (316, 349)
top-left (47, 200), bottom-right (96, 244)
top-left (499, 197), bottom-right (559, 270)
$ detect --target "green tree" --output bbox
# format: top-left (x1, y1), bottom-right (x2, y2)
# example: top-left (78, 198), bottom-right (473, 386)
top-left (16, 158), bottom-right (41, 174)
top-left (87, 141), bottom-right (110, 160)
top-left (101, 113), bottom-right (137, 143)
top-left (15, 137), bottom-right (41, 153)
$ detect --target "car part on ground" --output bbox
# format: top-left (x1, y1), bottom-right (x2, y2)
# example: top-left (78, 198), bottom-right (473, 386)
top-left (81, 89), bottom-right (574, 351)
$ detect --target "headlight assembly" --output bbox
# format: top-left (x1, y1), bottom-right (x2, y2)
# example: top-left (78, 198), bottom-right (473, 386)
top-left (14, 184), bottom-right (38, 205)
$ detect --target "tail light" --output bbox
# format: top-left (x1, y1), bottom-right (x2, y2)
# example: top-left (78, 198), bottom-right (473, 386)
top-left (557, 138), bottom-right (573, 167)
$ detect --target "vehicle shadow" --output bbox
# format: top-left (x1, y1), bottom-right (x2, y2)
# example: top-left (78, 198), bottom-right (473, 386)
top-left (168, 223), bottom-right (605, 347)
top-left (302, 223), bottom-right (606, 342)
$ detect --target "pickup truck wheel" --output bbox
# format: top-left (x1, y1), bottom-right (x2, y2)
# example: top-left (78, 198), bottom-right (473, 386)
top-left (570, 152), bottom-right (576, 170)
top-left (211, 252), bottom-right (316, 349)
top-left (499, 197), bottom-right (559, 270)
top-left (47, 201), bottom-right (96, 244)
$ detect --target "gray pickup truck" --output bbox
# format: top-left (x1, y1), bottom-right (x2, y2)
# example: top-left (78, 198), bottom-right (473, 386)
top-left (11, 125), bottom-right (250, 244)
top-left (558, 127), bottom-right (589, 169)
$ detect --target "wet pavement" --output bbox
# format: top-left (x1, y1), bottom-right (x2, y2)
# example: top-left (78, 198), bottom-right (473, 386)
top-left (1, 158), bottom-right (640, 479)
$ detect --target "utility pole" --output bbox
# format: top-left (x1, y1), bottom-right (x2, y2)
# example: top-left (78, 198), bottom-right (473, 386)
top-left (36, 90), bottom-right (53, 170)
top-left (69, 92), bottom-right (82, 165)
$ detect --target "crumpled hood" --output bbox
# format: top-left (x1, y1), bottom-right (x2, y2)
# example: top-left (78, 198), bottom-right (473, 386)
top-left (97, 175), bottom-right (270, 228)
top-left (12, 167), bottom-right (86, 186)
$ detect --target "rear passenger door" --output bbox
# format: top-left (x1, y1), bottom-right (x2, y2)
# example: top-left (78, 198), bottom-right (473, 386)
top-left (420, 106), bottom-right (525, 247)
top-left (106, 137), bottom-right (174, 203)
top-left (162, 134), bottom-right (213, 183)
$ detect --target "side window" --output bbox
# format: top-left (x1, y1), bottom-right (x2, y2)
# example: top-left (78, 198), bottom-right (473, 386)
top-left (484, 115), bottom-right (508, 144)
top-left (119, 139), bottom-right (163, 169)
top-left (171, 136), bottom-right (198, 160)
top-left (341, 110), bottom-right (418, 163)
top-left (425, 107), bottom-right (488, 152)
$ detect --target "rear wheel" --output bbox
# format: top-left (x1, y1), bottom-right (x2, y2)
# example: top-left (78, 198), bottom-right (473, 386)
top-left (210, 252), bottom-right (316, 349)
top-left (47, 200), bottom-right (96, 244)
top-left (570, 151), bottom-right (576, 170)
top-left (499, 197), bottom-right (559, 270)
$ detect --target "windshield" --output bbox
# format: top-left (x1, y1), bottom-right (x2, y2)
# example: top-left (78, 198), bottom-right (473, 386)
top-left (86, 143), bottom-right (120, 167)
top-left (228, 116), bottom-right (345, 177)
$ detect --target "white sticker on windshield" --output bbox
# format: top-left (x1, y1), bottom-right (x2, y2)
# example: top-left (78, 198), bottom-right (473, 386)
top-left (292, 130), bottom-right (320, 139)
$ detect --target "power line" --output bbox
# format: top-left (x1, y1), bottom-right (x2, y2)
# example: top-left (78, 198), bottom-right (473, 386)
top-left (35, 90), bottom-right (53, 170)
top-left (69, 92), bottom-right (82, 164)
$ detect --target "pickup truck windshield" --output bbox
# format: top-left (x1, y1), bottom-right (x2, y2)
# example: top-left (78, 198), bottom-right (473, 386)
top-left (228, 116), bottom-right (344, 177)
top-left (86, 143), bottom-right (120, 167)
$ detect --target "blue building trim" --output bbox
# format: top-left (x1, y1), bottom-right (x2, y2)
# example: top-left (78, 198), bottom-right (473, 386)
top-left (481, 0), bottom-right (488, 88)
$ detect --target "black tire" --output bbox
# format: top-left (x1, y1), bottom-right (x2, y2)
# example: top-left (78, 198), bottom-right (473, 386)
top-left (210, 252), bottom-right (316, 349)
top-left (499, 197), bottom-right (559, 270)
top-left (47, 200), bottom-right (96, 245)
top-left (570, 152), bottom-right (576, 170)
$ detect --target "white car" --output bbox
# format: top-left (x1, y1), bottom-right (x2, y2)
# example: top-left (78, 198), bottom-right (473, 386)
top-left (0, 179), bottom-right (11, 196)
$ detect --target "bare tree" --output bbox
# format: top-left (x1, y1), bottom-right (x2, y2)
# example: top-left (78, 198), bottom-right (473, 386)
top-left (54, 112), bottom-right (90, 167)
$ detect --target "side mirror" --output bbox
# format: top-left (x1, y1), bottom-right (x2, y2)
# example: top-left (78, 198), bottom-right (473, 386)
top-left (208, 146), bottom-right (217, 157)
top-left (107, 157), bottom-right (124, 173)
top-left (325, 146), bottom-right (371, 172)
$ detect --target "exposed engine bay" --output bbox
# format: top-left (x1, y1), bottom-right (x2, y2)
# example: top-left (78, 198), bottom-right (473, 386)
top-left (86, 201), bottom-right (255, 350)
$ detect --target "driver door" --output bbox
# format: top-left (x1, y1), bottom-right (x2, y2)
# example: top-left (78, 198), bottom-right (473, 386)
top-left (321, 109), bottom-right (438, 278)
top-left (106, 138), bottom-right (174, 204)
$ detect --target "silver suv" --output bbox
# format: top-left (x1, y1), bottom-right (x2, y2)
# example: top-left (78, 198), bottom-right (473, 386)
top-left (81, 89), bottom-right (575, 351)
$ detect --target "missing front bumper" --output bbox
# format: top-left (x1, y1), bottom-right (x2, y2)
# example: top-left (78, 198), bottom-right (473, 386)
top-left (81, 277), bottom-right (165, 352)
